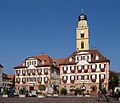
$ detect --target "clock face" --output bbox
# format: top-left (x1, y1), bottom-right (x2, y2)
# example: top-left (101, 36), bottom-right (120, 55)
top-left (81, 30), bottom-right (84, 34)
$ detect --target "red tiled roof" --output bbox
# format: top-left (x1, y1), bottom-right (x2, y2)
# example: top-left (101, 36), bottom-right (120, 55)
top-left (3, 73), bottom-right (14, 79)
top-left (14, 54), bottom-right (55, 69)
top-left (7, 75), bottom-right (15, 79)
top-left (52, 58), bottom-right (66, 68)
top-left (60, 49), bottom-right (110, 65)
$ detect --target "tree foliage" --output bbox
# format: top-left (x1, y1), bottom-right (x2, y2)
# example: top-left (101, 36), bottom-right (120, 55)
top-left (109, 71), bottom-right (119, 90)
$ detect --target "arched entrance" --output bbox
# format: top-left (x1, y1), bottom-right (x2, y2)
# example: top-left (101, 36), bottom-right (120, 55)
top-left (90, 85), bottom-right (97, 93)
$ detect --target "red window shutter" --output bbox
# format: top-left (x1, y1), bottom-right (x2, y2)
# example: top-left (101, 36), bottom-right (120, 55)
top-left (104, 74), bottom-right (105, 79)
top-left (99, 64), bottom-right (101, 68)
top-left (87, 75), bottom-right (89, 80)
top-left (74, 66), bottom-right (76, 70)
top-left (91, 65), bottom-right (92, 69)
top-left (87, 65), bottom-right (89, 69)
top-left (66, 66), bottom-right (68, 70)
top-left (95, 64), bottom-right (97, 69)
top-left (95, 75), bottom-right (97, 79)
top-left (70, 66), bottom-right (72, 70)
top-left (104, 64), bottom-right (106, 68)
top-left (66, 76), bottom-right (68, 80)
top-left (62, 67), bottom-right (64, 71)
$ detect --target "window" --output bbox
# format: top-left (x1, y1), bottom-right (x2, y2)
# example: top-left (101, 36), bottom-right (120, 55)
top-left (27, 61), bottom-right (31, 66)
top-left (81, 33), bottom-right (84, 38)
top-left (37, 69), bottom-right (42, 74)
top-left (32, 61), bottom-right (37, 66)
top-left (41, 60), bottom-right (45, 65)
top-left (62, 66), bottom-right (68, 74)
top-left (84, 65), bottom-right (88, 70)
top-left (78, 66), bottom-right (82, 70)
top-left (81, 41), bottom-right (84, 49)
top-left (37, 77), bottom-right (42, 82)
top-left (44, 68), bottom-right (48, 74)
top-left (100, 74), bottom-right (105, 79)
top-left (64, 76), bottom-right (67, 80)
top-left (77, 75), bottom-right (82, 80)
top-left (70, 75), bottom-right (75, 80)
top-left (84, 75), bottom-right (89, 80)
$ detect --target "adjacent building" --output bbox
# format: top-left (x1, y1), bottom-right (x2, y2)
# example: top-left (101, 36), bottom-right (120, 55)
top-left (0, 64), bottom-right (3, 94)
top-left (14, 54), bottom-right (65, 92)
top-left (2, 73), bottom-right (15, 88)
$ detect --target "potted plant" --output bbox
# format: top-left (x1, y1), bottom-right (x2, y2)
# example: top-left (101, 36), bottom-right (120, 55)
top-left (74, 88), bottom-right (82, 97)
top-left (60, 88), bottom-right (67, 95)
top-left (85, 91), bottom-right (90, 97)
top-left (2, 88), bottom-right (8, 97)
top-left (53, 89), bottom-right (59, 97)
top-left (19, 88), bottom-right (26, 97)
top-left (37, 85), bottom-right (46, 98)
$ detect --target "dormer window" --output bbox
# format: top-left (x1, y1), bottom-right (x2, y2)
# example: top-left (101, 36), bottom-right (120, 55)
top-left (41, 60), bottom-right (45, 65)
top-left (96, 55), bottom-right (99, 60)
top-left (32, 61), bottom-right (37, 66)
top-left (69, 57), bottom-right (73, 62)
top-left (27, 61), bottom-right (31, 66)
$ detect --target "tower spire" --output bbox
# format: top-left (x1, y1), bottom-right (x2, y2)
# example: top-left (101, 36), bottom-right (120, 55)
top-left (81, 9), bottom-right (84, 14)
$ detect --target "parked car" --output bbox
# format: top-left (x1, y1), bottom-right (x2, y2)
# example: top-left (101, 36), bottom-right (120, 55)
top-left (14, 92), bottom-right (19, 96)
top-left (26, 90), bottom-right (37, 97)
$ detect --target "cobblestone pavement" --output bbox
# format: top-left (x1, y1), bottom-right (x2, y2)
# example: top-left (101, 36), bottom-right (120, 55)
top-left (0, 96), bottom-right (119, 103)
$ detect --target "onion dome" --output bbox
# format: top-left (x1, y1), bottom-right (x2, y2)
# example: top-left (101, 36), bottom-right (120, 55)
top-left (78, 13), bottom-right (87, 21)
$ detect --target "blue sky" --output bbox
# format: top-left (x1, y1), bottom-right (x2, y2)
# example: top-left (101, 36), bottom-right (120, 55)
top-left (0, 0), bottom-right (120, 74)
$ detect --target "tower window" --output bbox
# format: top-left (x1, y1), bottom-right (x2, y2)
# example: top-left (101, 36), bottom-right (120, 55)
top-left (81, 33), bottom-right (84, 38)
top-left (81, 41), bottom-right (84, 49)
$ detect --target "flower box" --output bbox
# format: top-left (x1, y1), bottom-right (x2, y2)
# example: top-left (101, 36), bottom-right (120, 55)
top-left (53, 94), bottom-right (59, 97)
top-left (77, 94), bottom-right (83, 97)
top-left (38, 95), bottom-right (45, 98)
top-left (19, 95), bottom-right (25, 97)
top-left (85, 95), bottom-right (90, 97)
top-left (2, 95), bottom-right (8, 97)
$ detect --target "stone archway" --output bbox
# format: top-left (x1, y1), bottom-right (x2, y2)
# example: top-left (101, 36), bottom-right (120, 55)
top-left (90, 85), bottom-right (97, 93)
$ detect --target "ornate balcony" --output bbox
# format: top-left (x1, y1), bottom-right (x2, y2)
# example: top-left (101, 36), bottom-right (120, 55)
top-left (91, 79), bottom-right (96, 82)
top-left (84, 69), bottom-right (88, 73)
top-left (101, 68), bottom-right (105, 72)
top-left (63, 70), bottom-right (67, 74)
top-left (78, 69), bottom-right (82, 73)
top-left (91, 69), bottom-right (96, 72)
top-left (62, 80), bottom-right (67, 83)
top-left (100, 79), bottom-right (105, 83)
top-left (70, 80), bottom-right (74, 84)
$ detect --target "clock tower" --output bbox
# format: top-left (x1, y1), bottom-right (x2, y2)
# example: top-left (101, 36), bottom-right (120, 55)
top-left (76, 11), bottom-right (89, 50)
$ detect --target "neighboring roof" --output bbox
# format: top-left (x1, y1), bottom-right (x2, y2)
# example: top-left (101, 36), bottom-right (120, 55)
top-left (52, 58), bottom-right (66, 68)
top-left (60, 49), bottom-right (110, 65)
top-left (7, 75), bottom-right (15, 79)
top-left (3, 73), bottom-right (14, 79)
top-left (0, 64), bottom-right (3, 68)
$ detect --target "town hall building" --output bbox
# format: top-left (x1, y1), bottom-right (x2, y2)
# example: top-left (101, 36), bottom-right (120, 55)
top-left (59, 13), bottom-right (110, 94)
top-left (14, 12), bottom-right (110, 94)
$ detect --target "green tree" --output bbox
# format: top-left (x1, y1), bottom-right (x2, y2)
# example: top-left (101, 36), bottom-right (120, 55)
top-left (109, 71), bottom-right (119, 91)
top-left (60, 88), bottom-right (67, 95)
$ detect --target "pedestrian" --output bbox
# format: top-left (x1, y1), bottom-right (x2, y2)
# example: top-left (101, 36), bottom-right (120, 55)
top-left (98, 90), bottom-right (102, 101)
